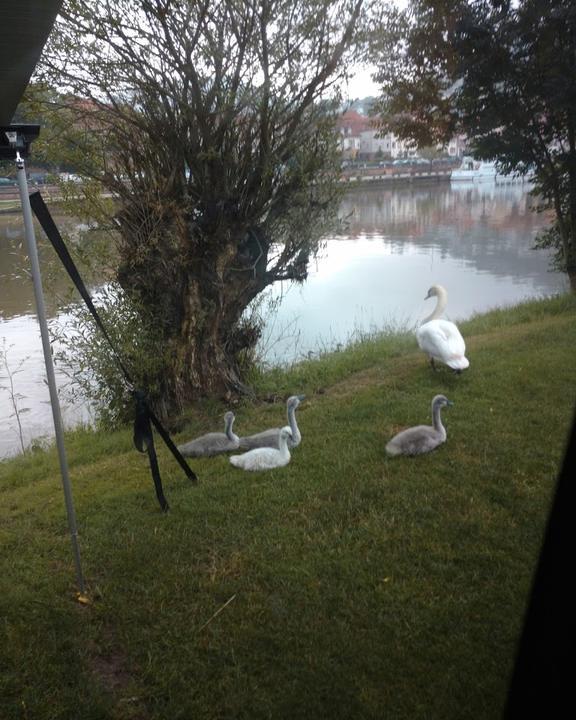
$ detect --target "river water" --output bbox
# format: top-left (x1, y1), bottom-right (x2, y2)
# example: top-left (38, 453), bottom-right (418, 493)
top-left (0, 181), bottom-right (566, 458)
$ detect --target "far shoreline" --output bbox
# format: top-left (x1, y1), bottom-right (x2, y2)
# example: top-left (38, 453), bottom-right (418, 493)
top-left (0, 173), bottom-right (456, 215)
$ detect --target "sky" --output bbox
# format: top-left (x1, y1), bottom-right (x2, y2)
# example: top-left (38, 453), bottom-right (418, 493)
top-left (339, 0), bottom-right (408, 100)
top-left (344, 66), bottom-right (380, 99)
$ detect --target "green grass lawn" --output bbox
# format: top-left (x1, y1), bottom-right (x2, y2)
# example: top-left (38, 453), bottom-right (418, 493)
top-left (1, 294), bottom-right (575, 720)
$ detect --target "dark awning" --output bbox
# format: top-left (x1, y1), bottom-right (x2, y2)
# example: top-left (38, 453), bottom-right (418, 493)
top-left (0, 0), bottom-right (63, 125)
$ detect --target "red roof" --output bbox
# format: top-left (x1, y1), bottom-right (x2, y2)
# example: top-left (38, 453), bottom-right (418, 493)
top-left (335, 110), bottom-right (374, 136)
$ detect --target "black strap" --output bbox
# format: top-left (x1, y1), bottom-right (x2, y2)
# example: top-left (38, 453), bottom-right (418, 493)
top-left (148, 406), bottom-right (198, 481)
top-left (133, 391), bottom-right (169, 511)
top-left (29, 191), bottom-right (197, 508)
top-left (30, 191), bottom-right (133, 384)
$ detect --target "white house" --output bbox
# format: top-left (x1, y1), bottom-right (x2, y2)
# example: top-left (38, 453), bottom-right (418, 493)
top-left (336, 109), bottom-right (464, 161)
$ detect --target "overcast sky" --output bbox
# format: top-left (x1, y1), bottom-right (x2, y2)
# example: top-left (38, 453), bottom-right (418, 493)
top-left (344, 66), bottom-right (380, 99)
top-left (341, 0), bottom-right (409, 100)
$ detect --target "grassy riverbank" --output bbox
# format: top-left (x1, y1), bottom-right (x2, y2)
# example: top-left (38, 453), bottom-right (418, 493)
top-left (1, 294), bottom-right (575, 720)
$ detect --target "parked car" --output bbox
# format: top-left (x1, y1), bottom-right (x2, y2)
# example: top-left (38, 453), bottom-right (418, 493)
top-left (393, 157), bottom-right (431, 167)
top-left (0, 176), bottom-right (17, 186)
top-left (59, 172), bottom-right (83, 183)
top-left (28, 172), bottom-right (48, 185)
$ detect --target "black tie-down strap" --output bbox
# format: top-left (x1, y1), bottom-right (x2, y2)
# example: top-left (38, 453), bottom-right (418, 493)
top-left (29, 190), bottom-right (197, 511)
top-left (133, 390), bottom-right (169, 512)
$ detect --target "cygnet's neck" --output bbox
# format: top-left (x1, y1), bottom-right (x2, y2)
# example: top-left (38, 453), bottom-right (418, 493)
top-left (225, 416), bottom-right (238, 442)
top-left (287, 404), bottom-right (301, 444)
top-left (423, 286), bottom-right (448, 324)
top-left (432, 402), bottom-right (447, 439)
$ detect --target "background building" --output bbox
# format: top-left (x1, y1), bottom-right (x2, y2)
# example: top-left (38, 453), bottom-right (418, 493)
top-left (336, 105), bottom-right (467, 162)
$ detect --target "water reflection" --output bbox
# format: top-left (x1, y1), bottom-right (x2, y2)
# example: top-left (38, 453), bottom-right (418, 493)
top-left (0, 214), bottom-right (100, 458)
top-left (0, 214), bottom-right (96, 319)
top-left (0, 183), bottom-right (566, 457)
top-left (261, 183), bottom-right (564, 363)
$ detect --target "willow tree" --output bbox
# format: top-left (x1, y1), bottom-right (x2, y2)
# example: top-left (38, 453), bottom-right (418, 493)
top-left (38, 0), bottom-right (373, 414)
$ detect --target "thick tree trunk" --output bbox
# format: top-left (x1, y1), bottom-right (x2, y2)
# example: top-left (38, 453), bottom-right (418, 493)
top-left (116, 207), bottom-right (270, 417)
top-left (151, 256), bottom-right (264, 417)
top-left (562, 225), bottom-right (576, 294)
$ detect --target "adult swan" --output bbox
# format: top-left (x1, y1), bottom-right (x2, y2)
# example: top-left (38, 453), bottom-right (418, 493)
top-left (416, 285), bottom-right (469, 372)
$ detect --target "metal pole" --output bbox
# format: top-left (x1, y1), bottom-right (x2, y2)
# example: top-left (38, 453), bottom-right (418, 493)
top-left (15, 152), bottom-right (87, 597)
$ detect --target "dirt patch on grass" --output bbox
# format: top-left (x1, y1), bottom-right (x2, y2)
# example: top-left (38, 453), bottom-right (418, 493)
top-left (90, 649), bottom-right (135, 692)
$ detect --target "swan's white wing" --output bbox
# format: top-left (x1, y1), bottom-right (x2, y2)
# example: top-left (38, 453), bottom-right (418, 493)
top-left (416, 320), bottom-right (469, 370)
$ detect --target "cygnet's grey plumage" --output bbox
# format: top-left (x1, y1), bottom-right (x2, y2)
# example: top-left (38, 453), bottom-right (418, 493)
top-left (416, 284), bottom-right (469, 372)
top-left (230, 427), bottom-right (292, 471)
top-left (238, 395), bottom-right (305, 450)
top-left (386, 395), bottom-right (453, 456)
top-left (177, 411), bottom-right (240, 457)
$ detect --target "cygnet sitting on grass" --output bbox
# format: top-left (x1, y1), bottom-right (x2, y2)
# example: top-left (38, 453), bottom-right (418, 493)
top-left (177, 411), bottom-right (239, 457)
top-left (385, 395), bottom-right (453, 456)
top-left (230, 427), bottom-right (292, 471)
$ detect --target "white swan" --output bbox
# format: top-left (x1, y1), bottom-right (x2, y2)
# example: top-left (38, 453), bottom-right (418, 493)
top-left (177, 411), bottom-right (240, 457)
top-left (416, 285), bottom-right (469, 372)
top-left (386, 394), bottom-right (453, 456)
top-left (238, 395), bottom-right (305, 450)
top-left (229, 427), bottom-right (292, 471)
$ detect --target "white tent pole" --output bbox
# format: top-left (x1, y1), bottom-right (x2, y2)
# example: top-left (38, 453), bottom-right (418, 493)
top-left (15, 152), bottom-right (86, 596)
